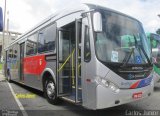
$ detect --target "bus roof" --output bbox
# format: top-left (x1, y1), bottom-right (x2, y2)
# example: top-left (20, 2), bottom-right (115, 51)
top-left (5, 3), bottom-right (143, 50)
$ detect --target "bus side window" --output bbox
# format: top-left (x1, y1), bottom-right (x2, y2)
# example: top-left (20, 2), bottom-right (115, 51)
top-left (9, 49), bottom-right (13, 58)
top-left (26, 33), bottom-right (38, 56)
top-left (38, 23), bottom-right (56, 53)
top-left (84, 26), bottom-right (91, 62)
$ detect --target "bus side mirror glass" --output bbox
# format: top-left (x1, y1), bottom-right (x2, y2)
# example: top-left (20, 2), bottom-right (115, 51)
top-left (93, 12), bottom-right (102, 32)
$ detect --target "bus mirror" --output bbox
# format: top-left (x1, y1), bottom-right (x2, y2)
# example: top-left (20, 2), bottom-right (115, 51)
top-left (93, 12), bottom-right (102, 32)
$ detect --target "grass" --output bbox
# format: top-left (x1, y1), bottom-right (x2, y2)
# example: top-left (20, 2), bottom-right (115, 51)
top-left (0, 63), bottom-right (2, 70)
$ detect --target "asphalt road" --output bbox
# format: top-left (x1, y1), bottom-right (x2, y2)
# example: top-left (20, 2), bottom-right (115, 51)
top-left (0, 73), bottom-right (160, 116)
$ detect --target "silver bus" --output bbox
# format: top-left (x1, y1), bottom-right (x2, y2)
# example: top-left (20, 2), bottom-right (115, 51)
top-left (4, 3), bottom-right (153, 110)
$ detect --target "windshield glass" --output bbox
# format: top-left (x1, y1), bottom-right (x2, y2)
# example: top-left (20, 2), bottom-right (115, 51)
top-left (95, 10), bottom-right (151, 65)
top-left (151, 34), bottom-right (160, 66)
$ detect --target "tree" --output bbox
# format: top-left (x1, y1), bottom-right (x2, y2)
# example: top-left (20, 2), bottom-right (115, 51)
top-left (156, 28), bottom-right (160, 35)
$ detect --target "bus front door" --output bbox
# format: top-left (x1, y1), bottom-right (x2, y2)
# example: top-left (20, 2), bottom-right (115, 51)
top-left (57, 20), bottom-right (82, 103)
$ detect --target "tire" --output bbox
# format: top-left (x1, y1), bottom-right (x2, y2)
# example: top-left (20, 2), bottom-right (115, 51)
top-left (44, 76), bottom-right (60, 105)
top-left (7, 70), bottom-right (11, 83)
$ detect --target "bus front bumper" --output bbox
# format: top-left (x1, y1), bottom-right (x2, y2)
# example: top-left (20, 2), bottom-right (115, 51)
top-left (96, 84), bottom-right (154, 109)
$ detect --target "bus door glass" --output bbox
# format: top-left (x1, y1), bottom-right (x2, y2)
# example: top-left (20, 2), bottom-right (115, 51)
top-left (57, 29), bottom-right (71, 95)
top-left (5, 50), bottom-right (8, 77)
top-left (57, 21), bottom-right (82, 103)
top-left (20, 43), bottom-right (25, 81)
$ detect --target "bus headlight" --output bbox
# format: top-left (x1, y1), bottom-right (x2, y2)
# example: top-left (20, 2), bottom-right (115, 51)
top-left (101, 79), bottom-right (109, 87)
top-left (109, 83), bottom-right (120, 93)
top-left (96, 77), bottom-right (120, 93)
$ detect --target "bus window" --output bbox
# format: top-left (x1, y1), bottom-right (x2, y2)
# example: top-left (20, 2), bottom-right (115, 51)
top-left (84, 26), bottom-right (91, 62)
top-left (26, 33), bottom-right (37, 56)
top-left (38, 23), bottom-right (56, 53)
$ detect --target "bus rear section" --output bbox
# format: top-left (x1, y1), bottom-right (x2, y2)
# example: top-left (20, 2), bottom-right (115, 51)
top-left (4, 3), bottom-right (154, 110)
top-left (146, 33), bottom-right (160, 84)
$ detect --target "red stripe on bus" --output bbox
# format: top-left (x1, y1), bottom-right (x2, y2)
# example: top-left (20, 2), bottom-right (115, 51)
top-left (23, 55), bottom-right (46, 75)
top-left (130, 80), bottom-right (140, 89)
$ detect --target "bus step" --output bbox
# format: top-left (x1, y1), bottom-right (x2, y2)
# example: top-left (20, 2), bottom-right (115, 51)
top-left (60, 76), bottom-right (70, 78)
top-left (61, 97), bottom-right (82, 104)
top-left (71, 76), bottom-right (81, 79)
top-left (60, 76), bottom-right (81, 79)
top-left (72, 86), bottom-right (82, 90)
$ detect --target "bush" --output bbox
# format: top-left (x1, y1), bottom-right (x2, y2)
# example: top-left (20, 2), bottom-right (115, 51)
top-left (0, 63), bottom-right (2, 70)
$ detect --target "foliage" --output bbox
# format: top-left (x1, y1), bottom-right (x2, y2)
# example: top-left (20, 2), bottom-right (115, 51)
top-left (0, 63), bottom-right (2, 70)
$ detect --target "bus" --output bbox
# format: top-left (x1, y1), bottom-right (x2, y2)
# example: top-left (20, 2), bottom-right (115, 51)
top-left (4, 3), bottom-right (153, 110)
top-left (146, 33), bottom-right (160, 84)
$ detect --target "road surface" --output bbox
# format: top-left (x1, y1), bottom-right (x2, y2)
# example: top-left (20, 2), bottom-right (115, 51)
top-left (0, 73), bottom-right (160, 116)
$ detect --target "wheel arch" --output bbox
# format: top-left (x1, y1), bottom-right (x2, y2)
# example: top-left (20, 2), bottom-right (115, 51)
top-left (41, 68), bottom-right (56, 91)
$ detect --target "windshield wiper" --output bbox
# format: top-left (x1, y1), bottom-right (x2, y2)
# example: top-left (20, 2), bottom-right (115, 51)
top-left (133, 35), bottom-right (152, 65)
top-left (121, 35), bottom-right (151, 67)
top-left (121, 47), bottom-right (135, 67)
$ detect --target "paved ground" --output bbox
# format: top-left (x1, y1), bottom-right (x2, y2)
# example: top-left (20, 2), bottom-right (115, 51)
top-left (0, 73), bottom-right (160, 116)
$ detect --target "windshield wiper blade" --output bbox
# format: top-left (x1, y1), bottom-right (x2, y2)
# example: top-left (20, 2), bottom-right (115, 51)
top-left (121, 35), bottom-right (151, 67)
top-left (121, 47), bottom-right (135, 67)
top-left (133, 35), bottom-right (152, 65)
top-left (138, 44), bottom-right (152, 65)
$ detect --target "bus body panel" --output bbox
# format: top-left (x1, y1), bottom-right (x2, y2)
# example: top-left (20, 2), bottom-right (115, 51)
top-left (23, 54), bottom-right (56, 91)
top-left (81, 57), bottom-right (153, 109)
top-left (23, 54), bottom-right (46, 90)
top-left (81, 13), bottom-right (100, 108)
top-left (96, 83), bottom-right (153, 109)
top-left (8, 44), bottom-right (20, 81)
top-left (106, 68), bottom-right (153, 89)
top-left (24, 55), bottom-right (46, 75)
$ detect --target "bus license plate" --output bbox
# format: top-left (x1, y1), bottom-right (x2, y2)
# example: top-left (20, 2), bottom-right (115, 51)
top-left (132, 92), bottom-right (142, 99)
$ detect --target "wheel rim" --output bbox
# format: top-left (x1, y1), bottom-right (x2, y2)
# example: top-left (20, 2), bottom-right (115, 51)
top-left (46, 81), bottom-right (55, 99)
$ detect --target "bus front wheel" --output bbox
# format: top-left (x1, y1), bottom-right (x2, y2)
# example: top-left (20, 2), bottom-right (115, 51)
top-left (44, 77), bottom-right (60, 105)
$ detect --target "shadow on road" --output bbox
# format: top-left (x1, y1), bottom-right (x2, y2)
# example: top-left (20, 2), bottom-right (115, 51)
top-left (154, 86), bottom-right (160, 92)
top-left (24, 104), bottom-right (139, 116)
top-left (11, 81), bottom-right (44, 97)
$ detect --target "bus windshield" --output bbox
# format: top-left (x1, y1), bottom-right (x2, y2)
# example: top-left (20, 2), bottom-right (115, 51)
top-left (95, 10), bottom-right (151, 65)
